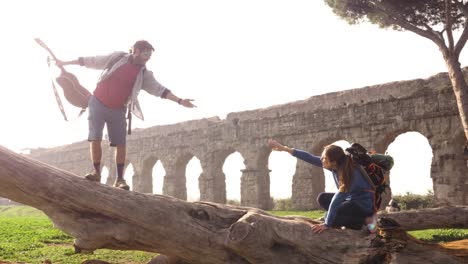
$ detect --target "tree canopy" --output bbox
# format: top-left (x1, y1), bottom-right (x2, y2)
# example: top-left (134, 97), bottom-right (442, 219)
top-left (326, 0), bottom-right (464, 29)
top-left (325, 0), bottom-right (468, 150)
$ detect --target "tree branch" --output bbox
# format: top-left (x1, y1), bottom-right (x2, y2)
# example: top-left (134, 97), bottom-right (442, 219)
top-left (369, 0), bottom-right (448, 53)
top-left (446, 0), bottom-right (456, 52)
top-left (454, 0), bottom-right (468, 56)
top-left (379, 206), bottom-right (468, 230)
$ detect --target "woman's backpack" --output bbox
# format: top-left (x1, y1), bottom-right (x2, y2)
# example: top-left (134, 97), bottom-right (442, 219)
top-left (346, 143), bottom-right (394, 212)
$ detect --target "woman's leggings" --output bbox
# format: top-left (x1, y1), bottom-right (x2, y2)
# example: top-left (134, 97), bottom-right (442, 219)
top-left (317, 192), bottom-right (369, 230)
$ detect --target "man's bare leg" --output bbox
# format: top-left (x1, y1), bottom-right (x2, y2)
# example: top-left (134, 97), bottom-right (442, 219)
top-left (85, 140), bottom-right (102, 181)
top-left (114, 144), bottom-right (129, 190)
top-left (115, 144), bottom-right (126, 170)
top-left (91, 140), bottom-right (102, 165)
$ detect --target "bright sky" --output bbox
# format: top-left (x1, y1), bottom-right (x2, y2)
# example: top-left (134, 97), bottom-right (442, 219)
top-left (0, 0), bottom-right (461, 199)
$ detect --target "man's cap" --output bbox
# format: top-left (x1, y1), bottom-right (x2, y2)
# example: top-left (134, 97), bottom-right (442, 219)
top-left (132, 40), bottom-right (154, 51)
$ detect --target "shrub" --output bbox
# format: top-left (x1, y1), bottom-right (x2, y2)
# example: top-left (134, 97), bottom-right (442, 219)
top-left (392, 191), bottom-right (436, 210)
top-left (272, 198), bottom-right (293, 211)
top-left (226, 199), bottom-right (240, 206)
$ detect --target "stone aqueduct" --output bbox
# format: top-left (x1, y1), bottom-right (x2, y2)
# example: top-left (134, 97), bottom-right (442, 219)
top-left (28, 70), bottom-right (467, 210)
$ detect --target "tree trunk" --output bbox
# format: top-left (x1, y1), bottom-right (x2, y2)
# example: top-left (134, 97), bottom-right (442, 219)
top-left (443, 53), bottom-right (468, 153)
top-left (0, 145), bottom-right (466, 264)
top-left (379, 206), bottom-right (468, 231)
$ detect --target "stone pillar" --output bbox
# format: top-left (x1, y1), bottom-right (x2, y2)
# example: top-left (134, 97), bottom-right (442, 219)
top-left (198, 151), bottom-right (226, 204)
top-left (161, 157), bottom-right (187, 200)
top-left (199, 170), bottom-right (226, 203)
top-left (131, 160), bottom-right (154, 193)
top-left (239, 147), bottom-right (272, 210)
top-left (291, 162), bottom-right (324, 210)
top-left (132, 159), bottom-right (153, 194)
top-left (431, 138), bottom-right (468, 205)
top-left (240, 168), bottom-right (271, 210)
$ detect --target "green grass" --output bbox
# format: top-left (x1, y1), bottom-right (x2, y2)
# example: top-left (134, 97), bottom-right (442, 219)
top-left (0, 206), bottom-right (154, 264)
top-left (0, 206), bottom-right (466, 263)
top-left (408, 229), bottom-right (468, 242)
top-left (269, 210), bottom-right (325, 219)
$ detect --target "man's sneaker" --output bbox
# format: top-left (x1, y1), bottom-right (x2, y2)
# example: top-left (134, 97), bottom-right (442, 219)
top-left (113, 179), bottom-right (130, 190)
top-left (84, 171), bottom-right (101, 182)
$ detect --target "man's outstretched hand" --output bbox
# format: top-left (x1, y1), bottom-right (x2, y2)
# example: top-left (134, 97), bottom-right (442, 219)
top-left (180, 99), bottom-right (196, 108)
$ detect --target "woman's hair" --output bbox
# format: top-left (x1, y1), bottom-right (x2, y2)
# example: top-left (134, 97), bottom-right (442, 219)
top-left (323, 144), bottom-right (354, 192)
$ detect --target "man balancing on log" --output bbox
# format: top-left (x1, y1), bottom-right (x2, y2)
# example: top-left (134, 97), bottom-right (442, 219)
top-left (56, 40), bottom-right (196, 190)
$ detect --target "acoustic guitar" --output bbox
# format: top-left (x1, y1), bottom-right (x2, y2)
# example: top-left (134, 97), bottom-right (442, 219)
top-left (34, 38), bottom-right (91, 110)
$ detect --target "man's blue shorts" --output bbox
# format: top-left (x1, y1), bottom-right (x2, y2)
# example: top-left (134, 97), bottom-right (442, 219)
top-left (88, 95), bottom-right (127, 146)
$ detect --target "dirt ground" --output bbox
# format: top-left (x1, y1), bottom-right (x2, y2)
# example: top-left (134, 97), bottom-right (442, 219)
top-left (437, 239), bottom-right (468, 258)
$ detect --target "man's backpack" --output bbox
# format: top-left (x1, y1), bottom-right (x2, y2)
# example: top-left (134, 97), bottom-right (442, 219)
top-left (345, 143), bottom-right (394, 212)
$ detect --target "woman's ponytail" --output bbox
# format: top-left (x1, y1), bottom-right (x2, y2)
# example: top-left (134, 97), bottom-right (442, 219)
top-left (324, 145), bottom-right (355, 192)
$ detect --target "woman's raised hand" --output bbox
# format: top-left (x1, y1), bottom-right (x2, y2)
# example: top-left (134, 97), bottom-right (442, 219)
top-left (268, 139), bottom-right (283, 151)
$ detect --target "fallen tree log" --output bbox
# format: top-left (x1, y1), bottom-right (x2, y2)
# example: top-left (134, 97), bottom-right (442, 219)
top-left (378, 206), bottom-right (468, 231)
top-left (0, 145), bottom-right (466, 264)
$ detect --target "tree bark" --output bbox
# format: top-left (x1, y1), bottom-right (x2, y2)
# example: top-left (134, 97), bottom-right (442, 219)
top-left (443, 53), bottom-right (468, 151)
top-left (0, 145), bottom-right (466, 264)
top-left (379, 206), bottom-right (468, 231)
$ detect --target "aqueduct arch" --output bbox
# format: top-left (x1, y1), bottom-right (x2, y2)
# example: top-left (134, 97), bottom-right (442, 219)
top-left (28, 70), bottom-right (467, 210)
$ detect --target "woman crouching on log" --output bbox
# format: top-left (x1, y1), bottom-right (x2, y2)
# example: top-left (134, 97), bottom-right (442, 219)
top-left (268, 139), bottom-right (375, 233)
